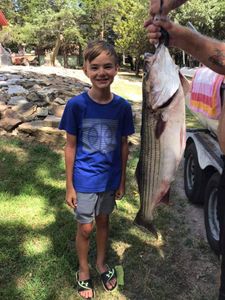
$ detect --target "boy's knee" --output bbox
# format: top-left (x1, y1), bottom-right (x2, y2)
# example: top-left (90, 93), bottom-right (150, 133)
top-left (78, 223), bottom-right (93, 238)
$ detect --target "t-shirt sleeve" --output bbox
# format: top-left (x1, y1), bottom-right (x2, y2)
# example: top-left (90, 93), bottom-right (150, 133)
top-left (58, 99), bottom-right (78, 136)
top-left (122, 102), bottom-right (135, 136)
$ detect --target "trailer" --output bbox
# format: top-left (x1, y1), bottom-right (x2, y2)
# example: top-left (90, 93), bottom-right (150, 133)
top-left (183, 68), bottom-right (225, 254)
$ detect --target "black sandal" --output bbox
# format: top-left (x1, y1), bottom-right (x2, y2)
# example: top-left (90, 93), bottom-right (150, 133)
top-left (76, 272), bottom-right (94, 299)
top-left (97, 265), bottom-right (117, 292)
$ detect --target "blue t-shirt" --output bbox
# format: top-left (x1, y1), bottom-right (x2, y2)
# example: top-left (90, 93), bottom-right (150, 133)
top-left (59, 92), bottom-right (135, 192)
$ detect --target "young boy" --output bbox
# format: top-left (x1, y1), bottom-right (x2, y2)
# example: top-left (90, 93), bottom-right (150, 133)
top-left (59, 40), bottom-right (135, 299)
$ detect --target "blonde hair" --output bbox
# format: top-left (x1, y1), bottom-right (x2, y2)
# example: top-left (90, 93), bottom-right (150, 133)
top-left (83, 40), bottom-right (118, 64)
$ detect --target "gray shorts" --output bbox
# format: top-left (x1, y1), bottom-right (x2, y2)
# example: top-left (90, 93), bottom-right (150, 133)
top-left (75, 191), bottom-right (116, 224)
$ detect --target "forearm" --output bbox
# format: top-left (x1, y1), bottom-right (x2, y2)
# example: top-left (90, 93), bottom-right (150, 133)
top-left (170, 0), bottom-right (187, 10)
top-left (173, 25), bottom-right (225, 75)
top-left (150, 0), bottom-right (188, 16)
top-left (65, 144), bottom-right (76, 189)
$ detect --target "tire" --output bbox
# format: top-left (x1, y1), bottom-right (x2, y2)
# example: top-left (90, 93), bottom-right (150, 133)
top-left (184, 143), bottom-right (208, 204)
top-left (204, 172), bottom-right (220, 254)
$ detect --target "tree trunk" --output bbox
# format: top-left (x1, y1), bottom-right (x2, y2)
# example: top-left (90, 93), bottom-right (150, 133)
top-left (63, 46), bottom-right (68, 68)
top-left (135, 56), bottom-right (140, 76)
top-left (50, 33), bottom-right (64, 66)
top-left (78, 44), bottom-right (82, 66)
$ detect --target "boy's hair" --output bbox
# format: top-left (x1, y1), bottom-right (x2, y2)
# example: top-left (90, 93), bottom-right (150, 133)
top-left (83, 40), bottom-right (118, 65)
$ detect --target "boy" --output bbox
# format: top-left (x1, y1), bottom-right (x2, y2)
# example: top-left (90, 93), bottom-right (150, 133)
top-left (59, 40), bottom-right (135, 299)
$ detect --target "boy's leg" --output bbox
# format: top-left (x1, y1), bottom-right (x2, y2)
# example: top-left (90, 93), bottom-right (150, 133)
top-left (75, 192), bottom-right (98, 299)
top-left (95, 214), bottom-right (117, 290)
top-left (95, 190), bottom-right (117, 291)
top-left (76, 222), bottom-right (94, 298)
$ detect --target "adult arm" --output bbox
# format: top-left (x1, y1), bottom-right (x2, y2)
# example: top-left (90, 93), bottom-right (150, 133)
top-left (150, 0), bottom-right (188, 16)
top-left (146, 19), bottom-right (225, 75)
top-left (65, 132), bottom-right (77, 208)
top-left (115, 136), bottom-right (129, 200)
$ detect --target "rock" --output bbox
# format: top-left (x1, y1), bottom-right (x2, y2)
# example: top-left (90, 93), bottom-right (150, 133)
top-left (0, 94), bottom-right (8, 103)
top-left (17, 121), bottom-right (65, 146)
top-left (0, 109), bottom-right (22, 131)
top-left (27, 91), bottom-right (43, 102)
top-left (53, 97), bottom-right (66, 105)
top-left (0, 75), bottom-right (7, 81)
top-left (36, 107), bottom-right (49, 117)
top-left (0, 81), bottom-right (8, 87)
top-left (12, 102), bottom-right (38, 121)
top-left (20, 81), bottom-right (37, 89)
top-left (0, 104), bottom-right (8, 113)
top-left (7, 85), bottom-right (29, 96)
top-left (8, 96), bottom-right (29, 106)
top-left (41, 115), bottom-right (61, 128)
top-left (0, 67), bottom-right (88, 144)
top-left (49, 103), bottom-right (65, 117)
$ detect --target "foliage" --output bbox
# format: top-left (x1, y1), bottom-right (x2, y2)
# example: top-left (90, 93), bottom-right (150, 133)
top-left (0, 0), bottom-right (224, 65)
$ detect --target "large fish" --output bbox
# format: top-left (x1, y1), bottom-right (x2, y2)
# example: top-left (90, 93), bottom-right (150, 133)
top-left (134, 44), bottom-right (189, 232)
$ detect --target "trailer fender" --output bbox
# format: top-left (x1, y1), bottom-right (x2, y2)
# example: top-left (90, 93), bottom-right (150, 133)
top-left (185, 131), bottom-right (223, 175)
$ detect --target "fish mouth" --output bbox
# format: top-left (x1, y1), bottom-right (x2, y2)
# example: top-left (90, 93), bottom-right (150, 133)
top-left (156, 88), bottom-right (179, 109)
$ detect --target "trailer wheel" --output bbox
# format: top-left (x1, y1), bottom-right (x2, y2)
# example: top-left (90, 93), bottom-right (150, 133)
top-left (204, 172), bottom-right (220, 254)
top-left (184, 143), bottom-right (207, 204)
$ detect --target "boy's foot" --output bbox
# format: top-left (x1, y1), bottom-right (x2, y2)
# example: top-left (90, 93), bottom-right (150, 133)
top-left (96, 264), bottom-right (117, 292)
top-left (76, 271), bottom-right (94, 299)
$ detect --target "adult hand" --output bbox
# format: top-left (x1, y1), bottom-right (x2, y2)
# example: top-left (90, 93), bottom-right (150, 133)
top-left (66, 187), bottom-right (77, 209)
top-left (145, 17), bottom-right (178, 47)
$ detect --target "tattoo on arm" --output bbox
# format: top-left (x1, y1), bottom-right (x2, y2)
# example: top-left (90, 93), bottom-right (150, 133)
top-left (208, 49), bottom-right (225, 68)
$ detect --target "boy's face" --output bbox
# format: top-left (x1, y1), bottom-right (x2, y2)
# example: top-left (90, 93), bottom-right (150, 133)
top-left (83, 51), bottom-right (118, 90)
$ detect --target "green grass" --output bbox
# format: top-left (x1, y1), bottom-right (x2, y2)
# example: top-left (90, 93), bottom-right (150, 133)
top-left (0, 67), bottom-right (218, 300)
top-left (0, 135), bottom-right (219, 300)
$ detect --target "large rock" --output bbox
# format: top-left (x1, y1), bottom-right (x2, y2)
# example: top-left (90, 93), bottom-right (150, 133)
top-left (17, 121), bottom-right (65, 146)
top-left (49, 103), bottom-right (65, 117)
top-left (7, 85), bottom-right (29, 96)
top-left (0, 109), bottom-right (22, 131)
top-left (8, 96), bottom-right (29, 105)
top-left (12, 102), bottom-right (38, 121)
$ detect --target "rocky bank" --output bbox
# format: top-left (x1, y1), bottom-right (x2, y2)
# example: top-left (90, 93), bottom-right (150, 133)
top-left (0, 66), bottom-right (90, 146)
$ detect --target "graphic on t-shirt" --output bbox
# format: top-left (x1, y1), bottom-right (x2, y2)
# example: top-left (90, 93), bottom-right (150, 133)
top-left (82, 119), bottom-right (118, 153)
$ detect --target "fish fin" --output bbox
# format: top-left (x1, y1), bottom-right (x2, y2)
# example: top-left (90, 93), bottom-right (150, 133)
top-left (155, 115), bottom-right (166, 139)
top-left (160, 189), bottom-right (170, 204)
top-left (134, 212), bottom-right (158, 238)
top-left (179, 72), bottom-right (191, 96)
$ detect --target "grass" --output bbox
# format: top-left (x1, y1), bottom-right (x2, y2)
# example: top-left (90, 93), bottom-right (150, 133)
top-left (0, 132), bottom-right (219, 300)
top-left (0, 71), bottom-right (219, 299)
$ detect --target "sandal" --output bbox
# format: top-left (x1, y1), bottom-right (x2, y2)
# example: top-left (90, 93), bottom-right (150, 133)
top-left (76, 272), bottom-right (94, 299)
top-left (97, 265), bottom-right (117, 292)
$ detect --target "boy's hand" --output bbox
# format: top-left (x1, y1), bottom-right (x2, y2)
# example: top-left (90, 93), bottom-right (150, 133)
top-left (115, 185), bottom-right (125, 200)
top-left (66, 187), bottom-right (77, 209)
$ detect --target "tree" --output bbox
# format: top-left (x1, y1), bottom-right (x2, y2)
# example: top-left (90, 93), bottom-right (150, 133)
top-left (114, 0), bottom-right (151, 74)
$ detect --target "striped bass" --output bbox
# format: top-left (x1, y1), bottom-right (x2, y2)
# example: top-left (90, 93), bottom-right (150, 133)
top-left (135, 44), bottom-right (189, 231)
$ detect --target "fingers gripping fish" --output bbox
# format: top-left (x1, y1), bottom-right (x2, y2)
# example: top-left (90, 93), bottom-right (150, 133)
top-left (134, 44), bottom-right (189, 232)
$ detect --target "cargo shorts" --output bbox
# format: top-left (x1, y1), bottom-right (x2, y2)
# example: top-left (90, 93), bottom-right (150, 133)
top-left (75, 191), bottom-right (116, 224)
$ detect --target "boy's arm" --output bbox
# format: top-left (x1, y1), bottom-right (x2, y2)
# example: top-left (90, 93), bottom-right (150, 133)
top-left (65, 132), bottom-right (77, 208)
top-left (116, 136), bottom-right (129, 200)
